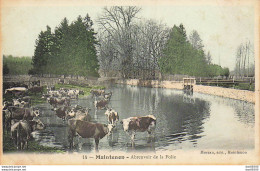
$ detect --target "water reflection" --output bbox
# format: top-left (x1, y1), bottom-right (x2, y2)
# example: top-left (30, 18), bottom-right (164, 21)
top-left (33, 84), bottom-right (254, 152)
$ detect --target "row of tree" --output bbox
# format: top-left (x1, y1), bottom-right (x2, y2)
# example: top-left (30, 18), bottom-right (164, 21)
top-left (97, 6), bottom-right (229, 79)
top-left (30, 14), bottom-right (99, 77)
top-left (3, 55), bottom-right (32, 75)
top-left (234, 41), bottom-right (254, 77)
top-left (27, 6), bottom-right (231, 79)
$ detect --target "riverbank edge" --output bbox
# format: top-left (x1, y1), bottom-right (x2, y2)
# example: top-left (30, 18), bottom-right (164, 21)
top-left (114, 79), bottom-right (255, 103)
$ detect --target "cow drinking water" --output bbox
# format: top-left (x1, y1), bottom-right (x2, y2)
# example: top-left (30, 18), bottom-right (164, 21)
top-left (121, 115), bottom-right (156, 142)
top-left (68, 119), bottom-right (114, 150)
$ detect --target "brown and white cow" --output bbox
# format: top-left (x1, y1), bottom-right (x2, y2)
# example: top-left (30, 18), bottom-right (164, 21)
top-left (47, 97), bottom-right (70, 107)
top-left (90, 89), bottom-right (105, 98)
top-left (53, 106), bottom-right (71, 120)
top-left (7, 106), bottom-right (40, 121)
top-left (121, 115), bottom-right (156, 141)
top-left (68, 119), bottom-right (114, 150)
top-left (105, 108), bottom-right (119, 125)
top-left (66, 107), bottom-right (91, 121)
top-left (103, 92), bottom-right (112, 101)
top-left (94, 99), bottom-right (109, 110)
top-left (11, 119), bottom-right (45, 150)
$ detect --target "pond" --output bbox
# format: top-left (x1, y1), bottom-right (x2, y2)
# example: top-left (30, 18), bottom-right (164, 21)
top-left (33, 84), bottom-right (255, 153)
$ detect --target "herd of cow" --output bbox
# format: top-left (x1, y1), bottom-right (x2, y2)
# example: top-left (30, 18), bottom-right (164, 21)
top-left (3, 85), bottom-right (157, 151)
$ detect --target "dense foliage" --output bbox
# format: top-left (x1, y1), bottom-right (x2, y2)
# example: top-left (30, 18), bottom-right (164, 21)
top-left (159, 24), bottom-right (229, 77)
top-left (29, 15), bottom-right (99, 77)
top-left (3, 55), bottom-right (32, 75)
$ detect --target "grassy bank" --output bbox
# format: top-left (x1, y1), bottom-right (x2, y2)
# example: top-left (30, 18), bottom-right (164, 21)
top-left (234, 83), bottom-right (255, 91)
top-left (197, 82), bottom-right (255, 91)
top-left (54, 84), bottom-right (105, 98)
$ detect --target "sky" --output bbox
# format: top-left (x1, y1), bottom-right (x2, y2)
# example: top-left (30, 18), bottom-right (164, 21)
top-left (1, 0), bottom-right (257, 71)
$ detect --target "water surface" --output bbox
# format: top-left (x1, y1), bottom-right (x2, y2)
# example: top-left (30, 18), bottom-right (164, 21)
top-left (34, 84), bottom-right (255, 152)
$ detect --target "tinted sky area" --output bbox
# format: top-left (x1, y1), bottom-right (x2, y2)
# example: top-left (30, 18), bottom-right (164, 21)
top-left (1, 0), bottom-right (257, 70)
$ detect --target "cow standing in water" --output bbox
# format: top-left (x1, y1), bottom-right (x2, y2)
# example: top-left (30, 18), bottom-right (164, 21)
top-left (7, 106), bottom-right (40, 121)
top-left (11, 119), bottom-right (45, 150)
top-left (94, 99), bottom-right (109, 110)
top-left (90, 89), bottom-right (105, 98)
top-left (68, 119), bottom-right (114, 151)
top-left (105, 108), bottom-right (119, 125)
top-left (121, 115), bottom-right (156, 142)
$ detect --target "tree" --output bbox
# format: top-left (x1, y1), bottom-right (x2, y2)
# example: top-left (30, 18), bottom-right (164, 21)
top-left (3, 63), bottom-right (9, 75)
top-left (31, 15), bottom-right (99, 77)
top-left (159, 24), bottom-right (210, 77)
top-left (30, 26), bottom-right (53, 75)
top-left (189, 30), bottom-right (204, 50)
top-left (130, 19), bottom-right (169, 79)
top-left (222, 67), bottom-right (230, 78)
top-left (234, 41), bottom-right (254, 77)
top-left (159, 24), bottom-right (189, 74)
top-left (97, 6), bottom-right (141, 78)
top-left (206, 51), bottom-right (212, 65)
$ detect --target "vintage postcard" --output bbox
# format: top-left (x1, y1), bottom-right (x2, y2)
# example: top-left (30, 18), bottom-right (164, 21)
top-left (0, 0), bottom-right (259, 165)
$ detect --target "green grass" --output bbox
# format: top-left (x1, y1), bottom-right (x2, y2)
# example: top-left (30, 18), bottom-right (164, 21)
top-left (29, 86), bottom-right (48, 106)
top-left (234, 83), bottom-right (255, 91)
top-left (55, 84), bottom-right (105, 97)
top-left (198, 82), bottom-right (255, 91)
top-left (3, 84), bottom-right (106, 106)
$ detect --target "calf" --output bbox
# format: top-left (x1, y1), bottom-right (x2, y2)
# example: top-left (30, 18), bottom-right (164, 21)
top-left (68, 119), bottom-right (114, 150)
top-left (94, 99), bottom-right (109, 110)
top-left (121, 115), bottom-right (156, 141)
top-left (11, 119), bottom-right (45, 150)
top-left (105, 108), bottom-right (119, 125)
